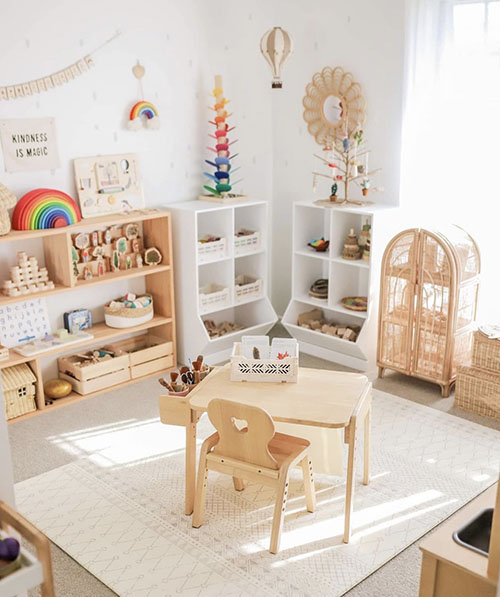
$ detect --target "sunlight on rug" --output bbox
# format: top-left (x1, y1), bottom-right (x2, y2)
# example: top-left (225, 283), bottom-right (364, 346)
top-left (15, 390), bottom-right (500, 597)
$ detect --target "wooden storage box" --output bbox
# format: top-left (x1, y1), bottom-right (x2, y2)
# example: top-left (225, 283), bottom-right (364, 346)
top-left (1, 363), bottom-right (37, 420)
top-left (105, 334), bottom-right (174, 379)
top-left (472, 330), bottom-right (500, 373)
top-left (455, 365), bottom-right (500, 420)
top-left (58, 352), bottom-right (130, 395)
top-left (230, 341), bottom-right (298, 383)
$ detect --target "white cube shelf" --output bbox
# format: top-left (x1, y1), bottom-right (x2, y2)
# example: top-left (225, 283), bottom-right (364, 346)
top-left (171, 199), bottom-right (277, 365)
top-left (283, 201), bottom-right (397, 372)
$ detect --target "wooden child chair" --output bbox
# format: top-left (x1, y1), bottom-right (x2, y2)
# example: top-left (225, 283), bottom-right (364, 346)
top-left (192, 398), bottom-right (316, 554)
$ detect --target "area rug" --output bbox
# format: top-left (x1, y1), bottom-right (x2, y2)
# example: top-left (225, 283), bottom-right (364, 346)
top-left (15, 390), bottom-right (500, 597)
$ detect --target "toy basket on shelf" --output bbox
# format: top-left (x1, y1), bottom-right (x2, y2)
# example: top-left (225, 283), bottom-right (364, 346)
top-left (230, 340), bottom-right (298, 383)
top-left (234, 230), bottom-right (260, 255)
top-left (234, 275), bottom-right (263, 303)
top-left (199, 283), bottom-right (231, 314)
top-left (197, 236), bottom-right (227, 263)
top-left (104, 294), bottom-right (153, 328)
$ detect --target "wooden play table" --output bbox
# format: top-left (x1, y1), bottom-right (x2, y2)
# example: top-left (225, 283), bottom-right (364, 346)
top-left (158, 363), bottom-right (372, 543)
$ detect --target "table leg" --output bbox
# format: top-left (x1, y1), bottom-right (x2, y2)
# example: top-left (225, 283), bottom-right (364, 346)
top-left (185, 412), bottom-right (197, 516)
top-left (343, 422), bottom-right (356, 543)
top-left (363, 406), bottom-right (371, 486)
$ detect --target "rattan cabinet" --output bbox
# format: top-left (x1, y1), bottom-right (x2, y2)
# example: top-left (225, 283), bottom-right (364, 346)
top-left (377, 226), bottom-right (480, 396)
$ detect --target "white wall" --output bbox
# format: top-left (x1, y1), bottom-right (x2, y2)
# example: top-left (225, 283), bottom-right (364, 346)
top-left (0, 0), bottom-right (405, 326)
top-left (269, 0), bottom-right (405, 313)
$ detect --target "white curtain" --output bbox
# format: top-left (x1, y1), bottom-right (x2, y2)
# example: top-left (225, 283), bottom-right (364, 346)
top-left (402, 0), bottom-right (500, 322)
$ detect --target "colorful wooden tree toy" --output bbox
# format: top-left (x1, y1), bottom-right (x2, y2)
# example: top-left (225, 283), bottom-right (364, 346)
top-left (202, 75), bottom-right (243, 200)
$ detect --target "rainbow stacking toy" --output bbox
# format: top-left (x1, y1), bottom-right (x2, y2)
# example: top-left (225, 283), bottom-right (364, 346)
top-left (203, 75), bottom-right (242, 199)
top-left (12, 188), bottom-right (82, 230)
top-left (128, 100), bottom-right (160, 130)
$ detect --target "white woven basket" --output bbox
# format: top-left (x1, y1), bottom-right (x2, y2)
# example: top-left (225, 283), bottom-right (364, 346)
top-left (197, 237), bottom-right (227, 263)
top-left (199, 283), bottom-right (231, 314)
top-left (234, 231), bottom-right (260, 255)
top-left (230, 342), bottom-right (298, 383)
top-left (234, 275), bottom-right (263, 303)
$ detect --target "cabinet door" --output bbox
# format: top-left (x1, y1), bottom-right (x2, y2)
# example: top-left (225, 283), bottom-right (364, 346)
top-left (413, 231), bottom-right (453, 381)
top-left (377, 230), bottom-right (419, 373)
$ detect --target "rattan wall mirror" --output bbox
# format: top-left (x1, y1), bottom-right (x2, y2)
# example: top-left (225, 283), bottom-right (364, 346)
top-left (303, 66), bottom-right (366, 148)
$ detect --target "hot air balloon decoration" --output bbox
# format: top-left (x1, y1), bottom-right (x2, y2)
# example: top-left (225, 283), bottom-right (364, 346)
top-left (260, 27), bottom-right (293, 89)
top-left (200, 75), bottom-right (245, 202)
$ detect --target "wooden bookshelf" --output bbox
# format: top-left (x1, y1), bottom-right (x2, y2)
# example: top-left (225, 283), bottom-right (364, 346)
top-left (1, 209), bottom-right (177, 423)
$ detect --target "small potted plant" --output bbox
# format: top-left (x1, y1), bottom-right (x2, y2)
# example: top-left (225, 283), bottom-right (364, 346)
top-left (329, 182), bottom-right (338, 202)
top-left (360, 178), bottom-right (371, 196)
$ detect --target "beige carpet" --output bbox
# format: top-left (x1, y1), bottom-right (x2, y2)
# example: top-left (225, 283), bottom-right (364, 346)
top-left (15, 386), bottom-right (500, 597)
top-left (10, 323), bottom-right (499, 596)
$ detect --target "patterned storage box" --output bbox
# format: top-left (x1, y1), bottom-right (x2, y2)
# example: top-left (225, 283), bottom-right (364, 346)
top-left (230, 342), bottom-right (298, 383)
top-left (455, 365), bottom-right (500, 420)
top-left (472, 330), bottom-right (500, 373)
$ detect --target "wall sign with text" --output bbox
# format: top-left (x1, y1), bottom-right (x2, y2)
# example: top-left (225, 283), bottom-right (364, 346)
top-left (0, 117), bottom-right (60, 173)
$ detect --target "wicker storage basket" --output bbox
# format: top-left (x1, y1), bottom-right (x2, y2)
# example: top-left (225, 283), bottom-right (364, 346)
top-left (104, 295), bottom-right (153, 328)
top-left (2, 363), bottom-right (37, 420)
top-left (472, 330), bottom-right (500, 373)
top-left (455, 365), bottom-right (500, 420)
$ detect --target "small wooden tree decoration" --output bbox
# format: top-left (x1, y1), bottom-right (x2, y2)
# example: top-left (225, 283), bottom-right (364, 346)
top-left (312, 129), bottom-right (380, 204)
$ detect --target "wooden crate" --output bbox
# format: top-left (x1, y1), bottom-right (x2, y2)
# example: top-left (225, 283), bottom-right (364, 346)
top-left (58, 352), bottom-right (130, 395)
top-left (455, 365), bottom-right (500, 420)
top-left (105, 334), bottom-right (173, 379)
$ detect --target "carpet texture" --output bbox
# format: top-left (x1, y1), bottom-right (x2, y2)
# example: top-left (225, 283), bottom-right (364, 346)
top-left (15, 389), bottom-right (500, 597)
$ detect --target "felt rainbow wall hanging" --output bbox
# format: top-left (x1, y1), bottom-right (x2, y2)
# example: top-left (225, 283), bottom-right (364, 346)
top-left (12, 188), bottom-right (82, 230)
top-left (126, 62), bottom-right (161, 131)
top-left (127, 100), bottom-right (160, 130)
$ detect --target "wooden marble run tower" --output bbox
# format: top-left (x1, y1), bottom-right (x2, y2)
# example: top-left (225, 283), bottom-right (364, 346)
top-left (202, 75), bottom-right (243, 201)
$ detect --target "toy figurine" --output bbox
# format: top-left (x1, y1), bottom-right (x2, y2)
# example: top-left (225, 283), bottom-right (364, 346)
top-left (342, 228), bottom-right (362, 260)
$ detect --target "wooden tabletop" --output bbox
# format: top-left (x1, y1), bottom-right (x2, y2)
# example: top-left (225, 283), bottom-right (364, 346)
top-left (420, 482), bottom-right (498, 585)
top-left (188, 364), bottom-right (371, 429)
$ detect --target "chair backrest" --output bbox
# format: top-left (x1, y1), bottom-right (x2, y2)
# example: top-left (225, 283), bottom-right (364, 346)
top-left (207, 399), bottom-right (279, 470)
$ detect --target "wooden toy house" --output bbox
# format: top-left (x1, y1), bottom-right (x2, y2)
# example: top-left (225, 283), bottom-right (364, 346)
top-left (1, 363), bottom-right (37, 420)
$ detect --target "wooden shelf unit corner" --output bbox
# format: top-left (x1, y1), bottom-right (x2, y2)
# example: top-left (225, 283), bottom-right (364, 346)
top-left (1, 209), bottom-right (177, 423)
